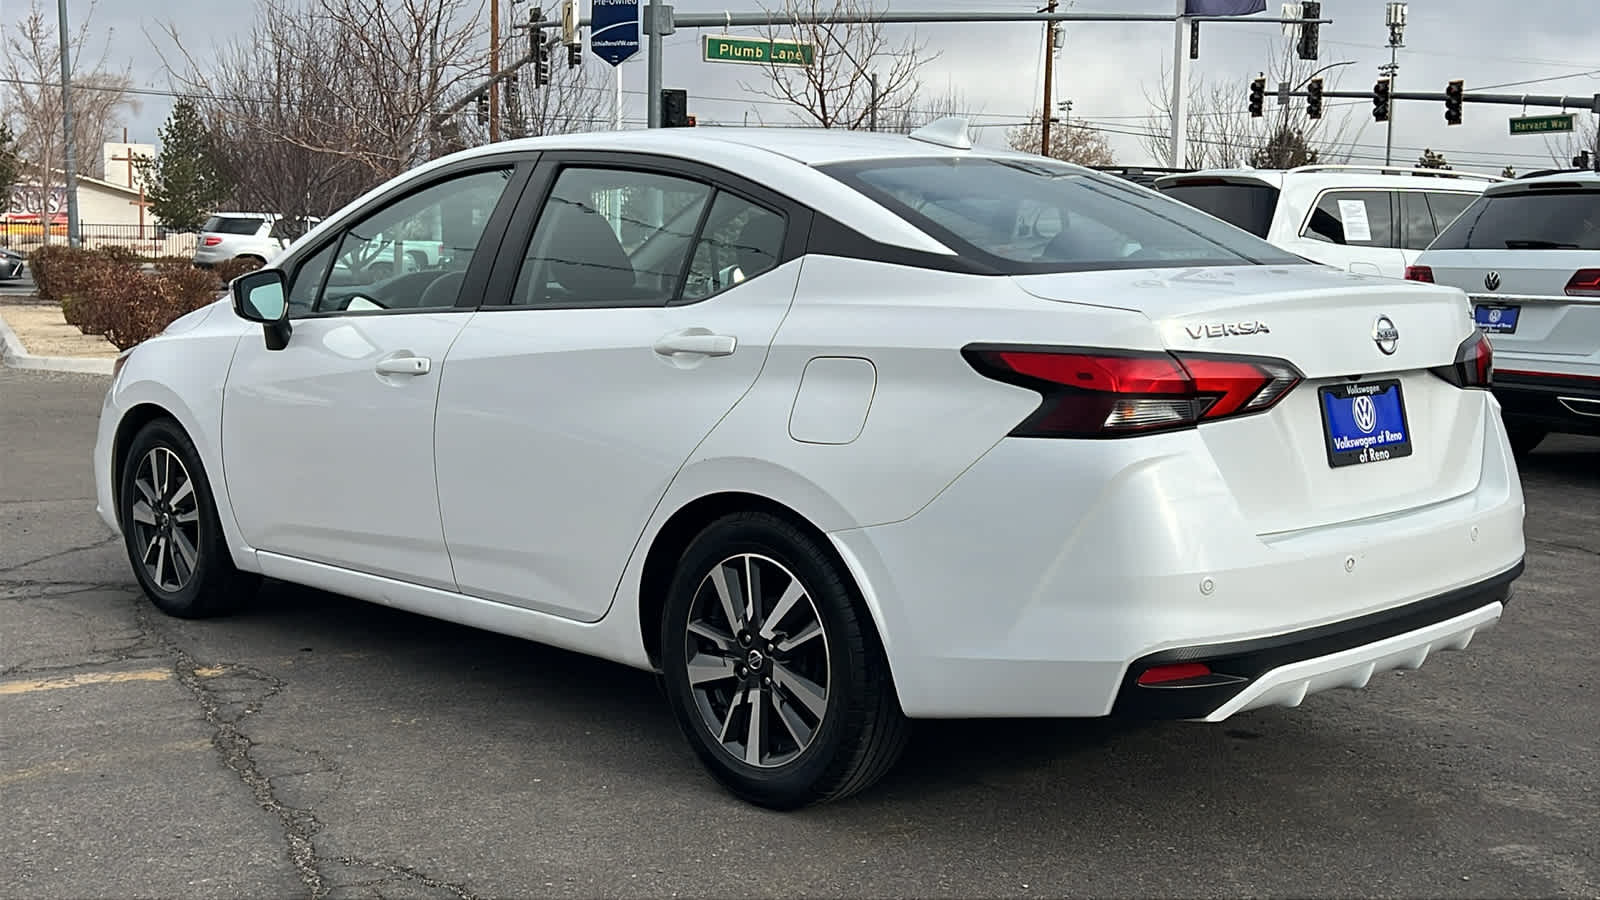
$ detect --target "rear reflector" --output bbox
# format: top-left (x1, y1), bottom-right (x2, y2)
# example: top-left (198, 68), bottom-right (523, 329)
top-left (1429, 329), bottom-right (1493, 389)
top-left (963, 345), bottom-right (1303, 438)
top-left (1565, 269), bottom-right (1600, 297)
top-left (1404, 265), bottom-right (1434, 283)
top-left (1137, 662), bottom-right (1213, 685)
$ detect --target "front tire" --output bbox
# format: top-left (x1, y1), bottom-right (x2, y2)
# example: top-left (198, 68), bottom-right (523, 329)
top-left (660, 512), bottom-right (909, 809)
top-left (119, 419), bottom-right (259, 618)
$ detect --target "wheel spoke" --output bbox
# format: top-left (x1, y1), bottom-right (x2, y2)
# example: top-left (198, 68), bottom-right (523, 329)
top-left (174, 508), bottom-right (199, 524)
top-left (141, 531), bottom-right (161, 564)
top-left (134, 477), bottom-right (159, 508)
top-left (718, 686), bottom-right (749, 743)
top-left (154, 450), bottom-right (170, 496)
top-left (687, 621), bottom-right (736, 654)
top-left (167, 474), bottom-right (194, 508)
top-left (758, 578), bottom-right (806, 640)
top-left (686, 653), bottom-right (737, 686)
top-left (775, 620), bottom-right (823, 653)
top-left (744, 556), bottom-right (761, 628)
top-left (154, 535), bottom-right (171, 589)
top-left (710, 563), bottom-right (745, 631)
top-left (772, 662), bottom-right (827, 720)
top-left (773, 693), bottom-right (813, 748)
top-left (130, 499), bottom-right (157, 525)
top-left (745, 687), bottom-right (766, 765)
top-left (170, 529), bottom-right (199, 585)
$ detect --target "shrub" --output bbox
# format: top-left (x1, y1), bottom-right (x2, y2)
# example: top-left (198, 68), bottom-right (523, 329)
top-left (212, 256), bottom-right (261, 284)
top-left (52, 250), bottom-right (229, 350)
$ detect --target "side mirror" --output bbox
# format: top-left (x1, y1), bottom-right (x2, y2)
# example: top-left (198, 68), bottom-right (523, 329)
top-left (231, 268), bottom-right (293, 351)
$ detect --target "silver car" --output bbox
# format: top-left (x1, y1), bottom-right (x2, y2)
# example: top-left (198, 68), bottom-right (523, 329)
top-left (192, 213), bottom-right (320, 269)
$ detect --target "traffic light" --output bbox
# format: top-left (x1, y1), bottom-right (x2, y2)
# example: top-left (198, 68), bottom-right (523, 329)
top-left (534, 38), bottom-right (551, 86)
top-left (661, 89), bottom-right (690, 127)
top-left (1373, 78), bottom-right (1391, 123)
top-left (1248, 76), bottom-right (1266, 118)
top-left (1296, 0), bottom-right (1321, 61)
top-left (504, 74), bottom-right (519, 109)
top-left (567, 43), bottom-right (581, 68)
top-left (1445, 79), bottom-right (1464, 125)
top-left (475, 92), bottom-right (489, 125)
top-left (1306, 77), bottom-right (1324, 120)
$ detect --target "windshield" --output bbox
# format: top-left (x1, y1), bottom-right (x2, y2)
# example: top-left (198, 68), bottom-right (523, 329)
top-left (1431, 189), bottom-right (1600, 250)
top-left (1156, 181), bottom-right (1281, 239)
top-left (819, 158), bottom-right (1305, 274)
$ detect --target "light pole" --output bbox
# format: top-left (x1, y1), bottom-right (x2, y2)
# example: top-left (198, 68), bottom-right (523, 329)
top-left (56, 0), bottom-right (80, 248)
top-left (1382, 1), bottom-right (1406, 166)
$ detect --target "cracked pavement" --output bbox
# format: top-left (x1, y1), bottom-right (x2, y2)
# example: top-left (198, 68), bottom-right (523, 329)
top-left (2, 366), bottom-right (1597, 898)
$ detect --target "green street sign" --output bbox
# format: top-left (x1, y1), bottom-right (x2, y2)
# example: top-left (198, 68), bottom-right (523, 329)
top-left (702, 34), bottom-right (815, 67)
top-left (1509, 114), bottom-right (1575, 135)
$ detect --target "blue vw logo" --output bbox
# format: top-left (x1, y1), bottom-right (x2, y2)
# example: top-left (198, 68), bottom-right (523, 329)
top-left (1353, 395), bottom-right (1378, 434)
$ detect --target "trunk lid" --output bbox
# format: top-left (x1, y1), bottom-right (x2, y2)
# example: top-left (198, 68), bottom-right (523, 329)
top-left (1420, 248), bottom-right (1600, 358)
top-left (1013, 264), bottom-right (1487, 535)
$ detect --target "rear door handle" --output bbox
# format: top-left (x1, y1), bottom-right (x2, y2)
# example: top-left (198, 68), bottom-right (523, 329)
top-left (653, 330), bottom-right (737, 358)
top-left (375, 356), bottom-right (431, 376)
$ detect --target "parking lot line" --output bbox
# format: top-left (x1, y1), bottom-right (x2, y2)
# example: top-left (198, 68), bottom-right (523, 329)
top-left (0, 668), bottom-right (172, 696)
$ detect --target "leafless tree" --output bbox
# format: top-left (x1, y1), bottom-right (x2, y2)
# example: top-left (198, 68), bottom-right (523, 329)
top-left (877, 85), bottom-right (982, 134)
top-left (468, 46), bottom-right (611, 142)
top-left (1138, 40), bottom-right (1361, 169)
top-left (740, 0), bottom-right (937, 130)
top-left (1, 0), bottom-right (136, 228)
top-left (1545, 114), bottom-right (1599, 169)
top-left (1007, 118), bottom-right (1116, 166)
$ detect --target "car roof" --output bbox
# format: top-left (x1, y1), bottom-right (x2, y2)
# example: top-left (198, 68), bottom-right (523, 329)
top-left (1153, 164), bottom-right (1503, 191)
top-left (1484, 169), bottom-right (1600, 196)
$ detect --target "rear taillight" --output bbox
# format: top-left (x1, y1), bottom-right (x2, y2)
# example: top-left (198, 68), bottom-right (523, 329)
top-left (1404, 265), bottom-right (1434, 282)
top-left (1565, 269), bottom-right (1600, 297)
top-left (202, 236), bottom-right (223, 246)
top-left (1430, 329), bottom-right (1493, 389)
top-left (962, 345), bottom-right (1303, 438)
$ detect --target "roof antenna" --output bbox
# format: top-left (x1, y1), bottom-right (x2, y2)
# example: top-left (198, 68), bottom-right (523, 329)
top-left (908, 116), bottom-right (972, 150)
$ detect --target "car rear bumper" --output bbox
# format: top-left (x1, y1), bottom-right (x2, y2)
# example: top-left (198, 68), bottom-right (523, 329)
top-left (829, 391), bottom-right (1525, 720)
top-left (1494, 369), bottom-right (1600, 436)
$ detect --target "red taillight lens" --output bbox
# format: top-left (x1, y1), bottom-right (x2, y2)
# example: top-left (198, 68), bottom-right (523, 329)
top-left (1430, 329), bottom-right (1493, 389)
top-left (1565, 268), bottom-right (1600, 297)
top-left (203, 235), bottom-right (223, 246)
top-left (1404, 265), bottom-right (1434, 282)
top-left (963, 346), bottom-right (1303, 438)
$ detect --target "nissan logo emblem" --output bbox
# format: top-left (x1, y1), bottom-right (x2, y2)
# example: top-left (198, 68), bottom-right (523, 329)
top-left (1373, 315), bottom-right (1399, 355)
top-left (1485, 271), bottom-right (1501, 291)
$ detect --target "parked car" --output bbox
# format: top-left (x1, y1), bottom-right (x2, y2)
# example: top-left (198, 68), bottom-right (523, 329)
top-left (1406, 169), bottom-right (1600, 455)
top-left (1155, 164), bottom-right (1502, 279)
top-left (192, 213), bottom-right (320, 269)
top-left (0, 247), bottom-right (25, 280)
top-left (96, 120), bottom-right (1525, 809)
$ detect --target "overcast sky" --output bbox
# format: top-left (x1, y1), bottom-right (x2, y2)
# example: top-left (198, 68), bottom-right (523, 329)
top-left (24, 0), bottom-right (1600, 173)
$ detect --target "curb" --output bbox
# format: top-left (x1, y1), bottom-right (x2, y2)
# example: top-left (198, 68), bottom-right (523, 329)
top-left (0, 310), bottom-right (116, 375)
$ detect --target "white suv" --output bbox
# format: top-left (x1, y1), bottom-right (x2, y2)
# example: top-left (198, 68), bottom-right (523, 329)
top-left (1407, 169), bottom-right (1600, 455)
top-left (1155, 164), bottom-right (1503, 279)
top-left (193, 213), bottom-right (320, 269)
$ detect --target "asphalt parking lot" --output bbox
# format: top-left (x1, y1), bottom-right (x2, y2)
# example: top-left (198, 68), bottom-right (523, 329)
top-left (3, 365), bottom-right (1596, 899)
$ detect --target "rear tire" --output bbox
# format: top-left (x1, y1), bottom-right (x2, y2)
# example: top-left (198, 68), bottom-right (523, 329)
top-left (119, 418), bottom-right (259, 618)
top-left (1507, 426), bottom-right (1546, 459)
top-left (660, 512), bottom-right (909, 809)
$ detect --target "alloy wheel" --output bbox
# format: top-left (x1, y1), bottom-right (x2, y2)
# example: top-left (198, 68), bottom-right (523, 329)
top-left (683, 553), bottom-right (832, 769)
top-left (129, 446), bottom-right (202, 593)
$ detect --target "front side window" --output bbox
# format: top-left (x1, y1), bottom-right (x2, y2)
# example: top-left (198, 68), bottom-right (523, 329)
top-left (680, 193), bottom-right (786, 302)
top-left (1302, 190), bottom-right (1394, 247)
top-left (510, 167), bottom-right (711, 307)
top-left (311, 167), bottom-right (513, 314)
top-left (820, 158), bottom-right (1304, 274)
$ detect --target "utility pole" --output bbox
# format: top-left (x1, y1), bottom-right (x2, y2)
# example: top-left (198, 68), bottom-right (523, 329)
top-left (1382, 2), bottom-right (1406, 165)
top-left (56, 0), bottom-right (80, 248)
top-left (869, 73), bottom-right (879, 132)
top-left (1168, 0), bottom-right (1190, 168)
top-left (1040, 0), bottom-right (1058, 157)
top-left (489, 0), bottom-right (502, 142)
top-left (646, 0), bottom-right (664, 128)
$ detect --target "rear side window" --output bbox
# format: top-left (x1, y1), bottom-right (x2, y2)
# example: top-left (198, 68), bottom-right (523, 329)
top-left (820, 158), bottom-right (1304, 274)
top-left (1156, 181), bottom-right (1281, 239)
top-left (1302, 190), bottom-right (1394, 247)
top-left (202, 216), bottom-right (267, 235)
top-left (1431, 190), bottom-right (1600, 250)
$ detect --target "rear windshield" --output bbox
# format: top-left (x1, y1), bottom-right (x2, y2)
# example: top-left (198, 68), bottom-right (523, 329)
top-left (202, 216), bottom-right (266, 235)
top-left (818, 158), bottom-right (1305, 274)
top-left (1431, 189), bottom-right (1600, 250)
top-left (1156, 181), bottom-right (1281, 239)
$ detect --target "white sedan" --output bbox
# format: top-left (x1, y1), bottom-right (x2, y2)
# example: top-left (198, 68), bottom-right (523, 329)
top-left (94, 119), bottom-right (1526, 809)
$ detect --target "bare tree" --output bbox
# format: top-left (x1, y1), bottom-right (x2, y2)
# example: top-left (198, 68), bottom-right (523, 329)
top-left (1007, 118), bottom-right (1116, 166)
top-left (740, 0), bottom-right (936, 130)
top-left (1, 0), bottom-right (136, 229)
top-left (472, 48), bottom-right (610, 141)
top-left (878, 85), bottom-right (982, 134)
top-left (1545, 114), bottom-right (1599, 170)
top-left (1139, 40), bottom-right (1361, 169)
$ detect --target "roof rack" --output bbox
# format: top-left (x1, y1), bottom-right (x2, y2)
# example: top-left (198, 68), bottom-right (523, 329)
top-left (1283, 163), bottom-right (1508, 182)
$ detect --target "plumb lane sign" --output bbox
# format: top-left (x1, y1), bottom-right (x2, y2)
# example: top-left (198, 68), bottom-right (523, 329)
top-left (702, 34), bottom-right (816, 67)
top-left (1509, 114), bottom-right (1575, 135)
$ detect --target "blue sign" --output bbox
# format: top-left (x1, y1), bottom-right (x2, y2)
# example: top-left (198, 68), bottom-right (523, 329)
top-left (590, 0), bottom-right (639, 66)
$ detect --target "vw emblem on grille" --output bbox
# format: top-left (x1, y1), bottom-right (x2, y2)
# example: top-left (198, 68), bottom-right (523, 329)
top-left (1485, 271), bottom-right (1501, 291)
top-left (1353, 395), bottom-right (1378, 434)
top-left (1372, 315), bottom-right (1400, 356)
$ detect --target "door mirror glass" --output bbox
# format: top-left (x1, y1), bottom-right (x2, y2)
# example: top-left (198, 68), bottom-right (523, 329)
top-left (233, 269), bottom-right (289, 323)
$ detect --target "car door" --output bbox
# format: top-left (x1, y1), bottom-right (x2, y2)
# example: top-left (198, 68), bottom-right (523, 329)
top-left (1294, 188), bottom-right (1406, 277)
top-left (434, 153), bottom-right (808, 621)
top-left (222, 161), bottom-right (527, 590)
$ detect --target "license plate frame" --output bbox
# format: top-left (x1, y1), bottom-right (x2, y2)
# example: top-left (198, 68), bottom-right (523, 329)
top-left (1317, 379), bottom-right (1414, 469)
top-left (1473, 302), bottom-right (1521, 334)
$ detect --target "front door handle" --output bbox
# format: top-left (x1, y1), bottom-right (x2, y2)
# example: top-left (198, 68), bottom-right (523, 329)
top-left (653, 330), bottom-right (737, 358)
top-left (375, 355), bottom-right (431, 376)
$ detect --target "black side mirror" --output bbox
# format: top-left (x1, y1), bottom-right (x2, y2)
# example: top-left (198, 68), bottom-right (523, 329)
top-left (231, 268), bottom-right (293, 351)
